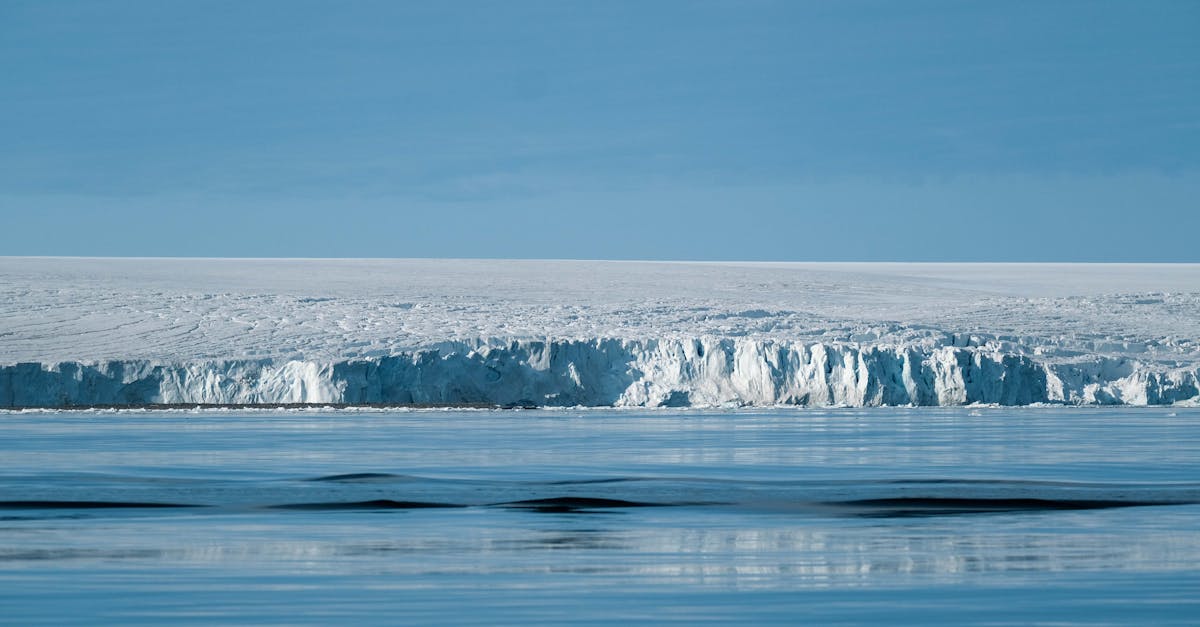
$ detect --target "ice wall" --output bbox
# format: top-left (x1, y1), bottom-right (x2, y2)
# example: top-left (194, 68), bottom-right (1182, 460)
top-left (2, 339), bottom-right (1196, 408)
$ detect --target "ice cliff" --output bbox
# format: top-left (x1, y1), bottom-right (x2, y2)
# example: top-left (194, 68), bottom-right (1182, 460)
top-left (3, 259), bottom-right (1198, 408)
top-left (3, 338), bottom-right (1196, 408)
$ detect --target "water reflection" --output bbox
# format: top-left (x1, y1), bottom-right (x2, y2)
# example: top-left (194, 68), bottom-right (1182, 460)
top-left (595, 518), bottom-right (1200, 586)
top-left (4, 506), bottom-right (1197, 591)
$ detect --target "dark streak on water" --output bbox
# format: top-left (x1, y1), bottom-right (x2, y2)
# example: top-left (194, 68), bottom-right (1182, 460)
top-left (833, 497), bottom-right (1189, 517)
top-left (306, 472), bottom-right (409, 482)
top-left (0, 500), bottom-right (201, 509)
top-left (498, 496), bottom-right (665, 512)
top-left (0, 488), bottom-right (1194, 517)
top-left (269, 499), bottom-right (465, 511)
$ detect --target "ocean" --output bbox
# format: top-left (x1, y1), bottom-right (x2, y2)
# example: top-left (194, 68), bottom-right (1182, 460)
top-left (1, 407), bottom-right (1198, 624)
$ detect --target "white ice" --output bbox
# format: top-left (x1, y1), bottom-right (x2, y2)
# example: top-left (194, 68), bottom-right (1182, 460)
top-left (2, 258), bottom-right (1198, 407)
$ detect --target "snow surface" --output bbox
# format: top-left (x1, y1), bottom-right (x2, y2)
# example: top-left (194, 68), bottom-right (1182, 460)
top-left (2, 258), bottom-right (1198, 407)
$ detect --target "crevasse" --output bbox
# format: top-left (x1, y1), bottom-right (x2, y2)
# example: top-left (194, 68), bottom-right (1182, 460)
top-left (1, 338), bottom-right (1196, 408)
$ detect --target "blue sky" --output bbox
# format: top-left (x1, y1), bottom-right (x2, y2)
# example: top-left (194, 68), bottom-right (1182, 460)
top-left (2, 0), bottom-right (1197, 260)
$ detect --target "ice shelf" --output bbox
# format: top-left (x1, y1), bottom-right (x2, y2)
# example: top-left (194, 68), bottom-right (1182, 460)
top-left (2, 258), bottom-right (1198, 407)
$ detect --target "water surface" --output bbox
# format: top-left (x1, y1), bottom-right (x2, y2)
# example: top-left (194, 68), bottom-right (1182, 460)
top-left (1, 407), bottom-right (1197, 624)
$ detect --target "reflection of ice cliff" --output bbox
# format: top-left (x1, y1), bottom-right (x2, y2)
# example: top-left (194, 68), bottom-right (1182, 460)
top-left (4, 338), bottom-right (1196, 408)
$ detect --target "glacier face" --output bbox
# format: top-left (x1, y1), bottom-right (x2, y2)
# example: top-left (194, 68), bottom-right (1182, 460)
top-left (2, 258), bottom-right (1199, 408)
top-left (2, 339), bottom-right (1197, 408)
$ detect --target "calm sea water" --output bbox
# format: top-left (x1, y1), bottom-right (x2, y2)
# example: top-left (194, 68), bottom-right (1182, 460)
top-left (1, 407), bottom-right (1198, 625)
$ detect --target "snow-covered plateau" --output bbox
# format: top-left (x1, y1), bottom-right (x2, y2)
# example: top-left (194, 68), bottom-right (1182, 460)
top-left (2, 258), bottom-right (1199, 408)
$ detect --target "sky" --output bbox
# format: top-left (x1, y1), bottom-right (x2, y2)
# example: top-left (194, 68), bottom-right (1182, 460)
top-left (1, 0), bottom-right (1197, 261)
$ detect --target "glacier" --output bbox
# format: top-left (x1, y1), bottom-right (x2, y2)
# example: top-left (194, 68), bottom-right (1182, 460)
top-left (3, 339), bottom-right (1198, 408)
top-left (2, 258), bottom-right (1199, 408)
